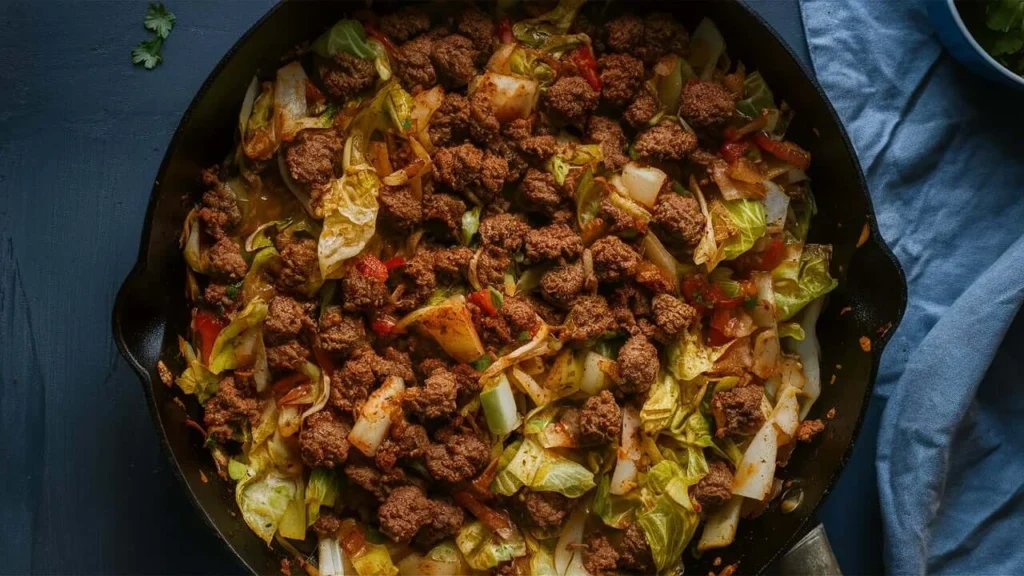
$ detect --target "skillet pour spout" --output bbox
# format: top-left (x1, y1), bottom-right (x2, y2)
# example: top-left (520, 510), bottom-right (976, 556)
top-left (112, 1), bottom-right (907, 573)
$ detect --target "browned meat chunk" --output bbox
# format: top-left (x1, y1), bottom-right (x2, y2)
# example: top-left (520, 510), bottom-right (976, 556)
top-left (618, 522), bottom-right (655, 573)
top-left (421, 192), bottom-right (467, 242)
top-left (487, 137), bottom-right (529, 182)
top-left (395, 250), bottom-right (436, 312)
top-left (265, 295), bottom-right (313, 345)
top-left (476, 245), bottom-right (511, 288)
top-left (378, 185), bottom-right (422, 233)
top-left (590, 236), bottom-right (640, 283)
top-left (329, 347), bottom-right (378, 414)
top-left (433, 246), bottom-right (473, 281)
top-left (502, 297), bottom-right (539, 335)
top-left (312, 511), bottom-right (342, 539)
top-left (468, 88), bottom-right (501, 146)
top-left (680, 79), bottom-right (737, 129)
top-left (634, 260), bottom-right (674, 294)
top-left (318, 306), bottom-right (366, 357)
top-left (395, 35), bottom-right (437, 91)
top-left (584, 534), bottom-right (619, 575)
top-left (525, 223), bottom-right (583, 263)
top-left (634, 121), bottom-right (697, 161)
top-left (320, 53), bottom-right (377, 101)
top-left (378, 7), bottom-right (431, 42)
top-left (579, 390), bottom-right (622, 446)
top-left (474, 307), bottom-right (513, 349)
top-left (690, 460), bottom-right (734, 512)
top-left (617, 335), bottom-right (658, 396)
top-left (796, 419), bottom-right (826, 442)
top-left (597, 53), bottom-right (643, 108)
top-left (402, 369), bottom-right (458, 420)
top-left (541, 261), bottom-right (585, 307)
top-left (654, 193), bottom-right (705, 247)
top-left (204, 283), bottom-right (240, 311)
top-left (378, 485), bottom-right (434, 542)
top-left (457, 7), bottom-right (496, 52)
top-left (652, 293), bottom-right (698, 335)
top-left (521, 168), bottom-right (566, 216)
top-left (267, 339), bottom-right (311, 373)
top-left (433, 143), bottom-right (509, 202)
top-left (518, 490), bottom-right (572, 530)
top-left (604, 15), bottom-right (644, 56)
top-left (203, 374), bottom-right (262, 442)
top-left (572, 12), bottom-right (606, 54)
top-left (712, 385), bottom-right (766, 438)
top-left (564, 295), bottom-right (617, 343)
top-left (596, 197), bottom-right (644, 237)
top-left (544, 76), bottom-right (598, 124)
top-left (605, 14), bottom-right (688, 66)
top-left (344, 462), bottom-right (408, 501)
top-left (586, 116), bottom-right (629, 172)
top-left (431, 34), bottom-right (479, 89)
top-left (417, 498), bottom-right (466, 547)
top-left (428, 93), bottom-right (470, 147)
top-left (299, 410), bottom-right (351, 469)
top-left (425, 432), bottom-right (490, 483)
top-left (375, 420), bottom-right (430, 471)
top-left (206, 237), bottom-right (248, 282)
top-left (198, 168), bottom-right (241, 239)
top-left (480, 213), bottom-right (530, 252)
top-left (624, 90), bottom-right (660, 129)
top-left (275, 237), bottom-right (319, 293)
top-left (285, 128), bottom-right (342, 187)
top-left (341, 273), bottom-right (388, 315)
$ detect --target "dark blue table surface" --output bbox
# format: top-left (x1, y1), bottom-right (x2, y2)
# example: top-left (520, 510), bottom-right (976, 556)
top-left (0, 1), bottom-right (881, 574)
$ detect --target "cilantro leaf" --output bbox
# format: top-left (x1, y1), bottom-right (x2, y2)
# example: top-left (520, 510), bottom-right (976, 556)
top-left (144, 3), bottom-right (176, 39)
top-left (131, 37), bottom-right (164, 70)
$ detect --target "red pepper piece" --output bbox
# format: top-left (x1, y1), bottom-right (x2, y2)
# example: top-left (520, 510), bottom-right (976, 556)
top-left (382, 256), bottom-right (407, 271)
top-left (363, 24), bottom-right (398, 56)
top-left (355, 254), bottom-right (389, 282)
top-left (305, 79), bottom-right (325, 106)
top-left (497, 16), bottom-right (513, 44)
top-left (468, 289), bottom-right (499, 316)
top-left (568, 45), bottom-right (601, 92)
top-left (753, 132), bottom-right (811, 170)
top-left (720, 139), bottom-right (752, 164)
top-left (194, 310), bottom-right (226, 364)
top-left (371, 317), bottom-right (397, 337)
top-left (754, 237), bottom-right (787, 271)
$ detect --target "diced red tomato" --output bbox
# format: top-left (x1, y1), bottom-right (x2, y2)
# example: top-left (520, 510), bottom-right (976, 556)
top-left (568, 45), bottom-right (601, 92)
top-left (382, 256), bottom-right (407, 271)
top-left (468, 289), bottom-right (499, 316)
top-left (708, 324), bottom-right (732, 346)
top-left (755, 237), bottom-right (787, 271)
top-left (194, 310), bottom-right (226, 363)
top-left (371, 317), bottom-right (397, 337)
top-left (364, 24), bottom-right (398, 56)
top-left (497, 17), bottom-right (514, 44)
top-left (355, 255), bottom-right (389, 282)
top-left (681, 275), bottom-right (752, 312)
top-left (723, 126), bottom-right (740, 142)
top-left (753, 132), bottom-right (811, 170)
top-left (720, 139), bottom-right (752, 163)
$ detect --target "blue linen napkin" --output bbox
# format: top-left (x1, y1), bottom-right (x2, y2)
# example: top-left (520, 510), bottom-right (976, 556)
top-left (799, 0), bottom-right (1024, 573)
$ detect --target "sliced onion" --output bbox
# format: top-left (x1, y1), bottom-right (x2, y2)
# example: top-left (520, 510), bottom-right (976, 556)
top-left (468, 248), bottom-right (484, 291)
top-left (410, 85), bottom-right (445, 135)
top-left (252, 334), bottom-right (270, 392)
top-left (480, 374), bottom-right (520, 437)
top-left (238, 76), bottom-right (259, 139)
top-left (778, 355), bottom-right (807, 392)
top-left (181, 208), bottom-right (204, 273)
top-left (349, 375), bottom-right (405, 456)
top-left (412, 296), bottom-right (486, 363)
top-left (642, 232), bottom-right (682, 286)
top-left (610, 406), bottom-right (642, 495)
top-left (698, 495), bottom-right (743, 551)
top-left (749, 272), bottom-right (776, 328)
top-left (554, 507), bottom-right (588, 576)
top-left (621, 162), bottom-right (667, 208)
top-left (580, 351), bottom-right (614, 396)
top-left (274, 61), bottom-right (318, 143)
top-left (752, 329), bottom-right (780, 379)
top-left (318, 537), bottom-right (348, 576)
top-left (690, 18), bottom-right (726, 80)
top-left (770, 385), bottom-right (801, 442)
top-left (509, 366), bottom-right (550, 407)
top-left (539, 421), bottom-right (578, 449)
top-left (482, 321), bottom-right (550, 381)
top-left (787, 297), bottom-right (823, 419)
top-left (712, 161), bottom-right (765, 201)
top-left (301, 369), bottom-right (331, 421)
top-left (469, 72), bottom-right (539, 123)
top-left (278, 405), bottom-right (301, 437)
top-left (732, 419), bottom-right (778, 500)
top-left (486, 43), bottom-right (517, 73)
top-left (762, 181), bottom-right (790, 233)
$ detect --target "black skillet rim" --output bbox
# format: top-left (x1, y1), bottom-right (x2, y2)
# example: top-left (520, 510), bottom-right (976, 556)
top-left (112, 1), bottom-right (909, 573)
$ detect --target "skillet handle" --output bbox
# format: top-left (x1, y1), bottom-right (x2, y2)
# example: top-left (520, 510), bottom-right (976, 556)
top-left (112, 264), bottom-right (167, 381)
top-left (779, 523), bottom-right (841, 575)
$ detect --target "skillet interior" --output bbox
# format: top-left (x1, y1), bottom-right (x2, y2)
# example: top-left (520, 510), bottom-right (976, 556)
top-left (113, 1), bottom-right (907, 573)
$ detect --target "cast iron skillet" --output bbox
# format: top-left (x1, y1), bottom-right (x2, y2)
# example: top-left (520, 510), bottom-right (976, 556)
top-left (112, 1), bottom-right (907, 573)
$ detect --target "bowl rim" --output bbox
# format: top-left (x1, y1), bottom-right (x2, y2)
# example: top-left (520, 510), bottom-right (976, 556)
top-left (945, 0), bottom-right (1024, 88)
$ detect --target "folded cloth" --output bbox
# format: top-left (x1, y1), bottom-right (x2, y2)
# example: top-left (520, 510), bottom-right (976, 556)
top-left (800, 0), bottom-right (1024, 573)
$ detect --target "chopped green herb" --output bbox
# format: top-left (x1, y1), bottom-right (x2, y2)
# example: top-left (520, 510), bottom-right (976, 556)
top-left (487, 286), bottom-right (505, 310)
top-left (401, 118), bottom-right (413, 130)
top-left (143, 2), bottom-right (176, 39)
top-left (225, 284), bottom-right (241, 301)
top-left (471, 355), bottom-right (495, 371)
top-left (132, 3), bottom-right (176, 70)
top-left (517, 330), bottom-right (531, 341)
top-left (743, 296), bottom-right (757, 309)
